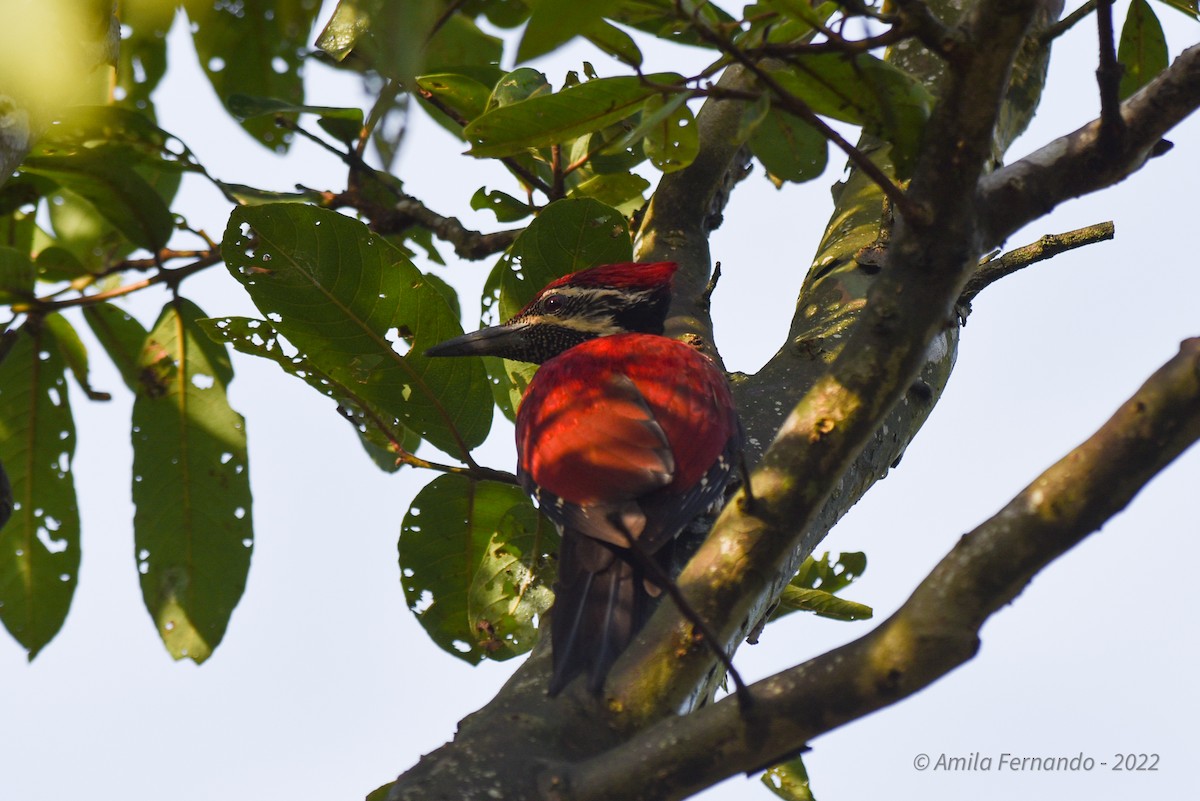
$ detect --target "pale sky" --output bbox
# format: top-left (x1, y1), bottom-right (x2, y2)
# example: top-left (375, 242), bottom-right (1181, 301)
top-left (2, 5), bottom-right (1198, 801)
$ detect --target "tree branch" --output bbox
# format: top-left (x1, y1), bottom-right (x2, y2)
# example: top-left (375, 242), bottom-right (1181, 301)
top-left (607, 0), bottom-right (1050, 721)
top-left (559, 337), bottom-right (1200, 801)
top-left (960, 220), bottom-right (1114, 304)
top-left (979, 42), bottom-right (1200, 248)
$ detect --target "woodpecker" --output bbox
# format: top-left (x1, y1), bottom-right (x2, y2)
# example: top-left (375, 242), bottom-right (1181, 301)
top-left (426, 262), bottom-right (741, 695)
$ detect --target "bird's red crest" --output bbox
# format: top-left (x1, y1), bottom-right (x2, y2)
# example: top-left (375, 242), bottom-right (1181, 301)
top-left (541, 261), bottom-right (678, 293)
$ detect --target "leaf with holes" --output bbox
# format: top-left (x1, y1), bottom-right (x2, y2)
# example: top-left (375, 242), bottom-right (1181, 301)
top-left (770, 551), bottom-right (871, 622)
top-left (223, 204), bottom-right (492, 458)
top-left (640, 94), bottom-right (698, 172)
top-left (763, 755), bottom-right (817, 801)
top-left (198, 316), bottom-right (420, 473)
top-left (0, 322), bottom-right (80, 658)
top-left (132, 299), bottom-right (252, 663)
top-left (399, 474), bottom-right (558, 663)
top-left (43, 314), bottom-right (109, 401)
top-left (183, 0), bottom-right (322, 151)
top-left (766, 54), bottom-right (932, 178)
top-left (481, 198), bottom-right (632, 420)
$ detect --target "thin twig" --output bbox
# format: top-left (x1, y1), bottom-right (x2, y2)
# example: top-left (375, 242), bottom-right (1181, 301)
top-left (960, 221), bottom-right (1115, 304)
top-left (11, 251), bottom-right (222, 313)
top-left (1040, 0), bottom-right (1098, 43)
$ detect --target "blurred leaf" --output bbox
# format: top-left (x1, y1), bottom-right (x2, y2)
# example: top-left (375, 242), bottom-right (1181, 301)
top-left (83, 301), bottom-right (149, 392)
top-left (613, 0), bottom-right (738, 47)
top-left (763, 755), bottom-right (816, 801)
top-left (227, 94), bottom-right (364, 124)
top-left (198, 316), bottom-right (419, 473)
top-left (639, 94), bottom-right (699, 172)
top-left (471, 187), bottom-right (534, 222)
top-left (115, 0), bottom-right (175, 112)
top-left (584, 19), bottom-right (644, 67)
top-left (35, 246), bottom-right (87, 283)
top-left (0, 322), bottom-right (80, 658)
top-left (22, 152), bottom-right (175, 251)
top-left (793, 551), bottom-right (867, 594)
top-left (35, 106), bottom-right (199, 174)
top-left (466, 73), bottom-right (684, 158)
top-left (568, 172), bottom-right (651, 212)
top-left (749, 105), bottom-right (828, 185)
top-left (215, 182), bottom-right (326, 206)
top-left (766, 55), bottom-right (932, 177)
top-left (1118, 0), bottom-right (1169, 100)
top-left (0, 247), bottom-right (35, 303)
top-left (184, 0), bottom-right (322, 151)
top-left (365, 782), bottom-right (394, 801)
top-left (223, 204), bottom-right (493, 458)
top-left (132, 298), bottom-right (252, 663)
top-left (43, 313), bottom-right (109, 401)
top-left (487, 67), bottom-right (552, 110)
top-left (516, 0), bottom-right (623, 62)
top-left (317, 1), bottom-right (502, 79)
top-left (399, 474), bottom-right (558, 663)
top-left (0, 459), bottom-right (10, 531)
top-left (416, 71), bottom-right (504, 138)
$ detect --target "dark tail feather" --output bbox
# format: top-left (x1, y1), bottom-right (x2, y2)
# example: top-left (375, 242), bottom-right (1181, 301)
top-left (549, 531), bottom-right (652, 696)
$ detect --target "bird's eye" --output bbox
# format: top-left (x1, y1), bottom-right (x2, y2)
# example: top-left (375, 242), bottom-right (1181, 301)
top-left (542, 294), bottom-right (564, 314)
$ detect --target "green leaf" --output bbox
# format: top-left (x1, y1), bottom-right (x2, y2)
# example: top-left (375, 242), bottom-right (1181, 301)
top-left (115, 0), bottom-right (175, 111)
top-left (516, 0), bottom-right (623, 62)
top-left (415, 71), bottom-right (500, 137)
top-left (132, 299), bottom-right (253, 663)
top-left (35, 246), bottom-right (87, 283)
top-left (775, 586), bottom-right (872, 621)
top-left (198, 316), bottom-right (419, 473)
top-left (399, 474), bottom-right (558, 663)
top-left (223, 204), bottom-right (493, 458)
top-left (22, 152), bottom-right (175, 251)
top-left (640, 94), bottom-right (699, 172)
top-left (487, 67), bottom-right (552, 111)
top-left (0, 459), bottom-right (11, 531)
top-left (584, 19), bottom-right (644, 67)
top-left (184, 0), bottom-right (322, 151)
top-left (1118, 0), bottom-right (1170, 100)
top-left (0, 322), bottom-right (80, 658)
top-left (0, 246), bottom-right (35, 303)
top-left (763, 755), bottom-right (817, 801)
top-left (465, 73), bottom-right (683, 158)
top-left (568, 172), bottom-right (651, 212)
top-left (766, 54), bottom-right (932, 177)
top-left (471, 187), bottom-right (535, 223)
top-left (749, 105), bottom-right (828, 185)
top-left (83, 302), bottom-right (150, 393)
top-left (43, 313), bottom-right (109, 401)
top-left (793, 551), bottom-right (867, 594)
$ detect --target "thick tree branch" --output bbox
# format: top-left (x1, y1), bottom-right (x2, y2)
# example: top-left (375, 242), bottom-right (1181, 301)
top-left (558, 337), bottom-right (1200, 801)
top-left (608, 0), bottom-right (1049, 720)
top-left (980, 43), bottom-right (1200, 247)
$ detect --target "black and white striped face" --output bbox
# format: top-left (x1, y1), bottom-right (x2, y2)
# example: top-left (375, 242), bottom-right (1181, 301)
top-left (425, 262), bottom-right (677, 365)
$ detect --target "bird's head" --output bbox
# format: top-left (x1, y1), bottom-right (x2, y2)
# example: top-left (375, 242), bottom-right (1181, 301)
top-left (425, 261), bottom-right (677, 364)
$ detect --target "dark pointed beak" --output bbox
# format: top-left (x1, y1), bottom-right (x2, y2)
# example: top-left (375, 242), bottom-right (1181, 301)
top-left (424, 323), bottom-right (530, 358)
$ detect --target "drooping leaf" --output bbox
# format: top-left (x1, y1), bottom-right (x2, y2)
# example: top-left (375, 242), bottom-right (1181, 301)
top-left (132, 298), bottom-right (253, 663)
top-left (639, 94), bottom-right (699, 172)
top-left (42, 313), bottom-right (109, 401)
top-left (225, 94), bottom-right (365, 145)
top-left (516, 0), bottom-right (623, 62)
top-left (399, 474), bottom-right (557, 663)
top-left (471, 187), bottom-right (535, 223)
top-left (766, 54), bottom-right (932, 177)
top-left (584, 19), bottom-right (644, 67)
top-left (1118, 0), bottom-right (1169, 100)
top-left (749, 103), bottom-right (828, 185)
top-left (763, 755), bottom-right (817, 801)
top-left (198, 316), bottom-right (420, 473)
top-left (465, 73), bottom-right (684, 158)
top-left (223, 204), bottom-right (493, 458)
top-left (83, 302), bottom-right (149, 393)
top-left (184, 0), bottom-right (323, 151)
top-left (0, 322), bottom-right (80, 658)
top-left (22, 152), bottom-right (175, 251)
